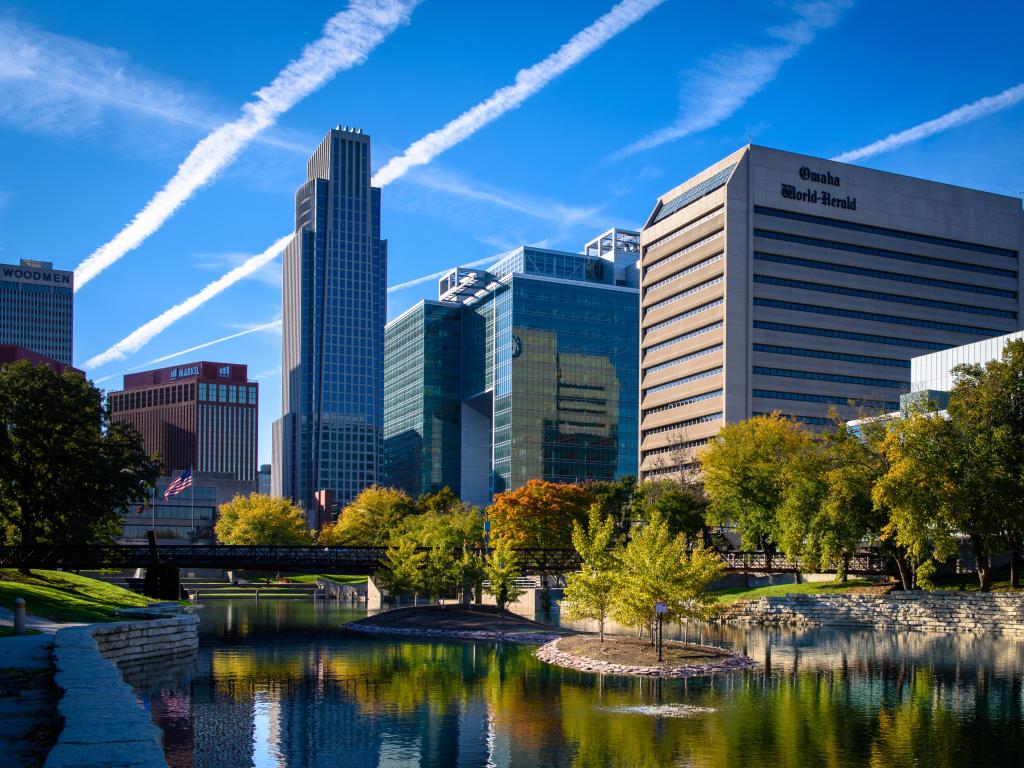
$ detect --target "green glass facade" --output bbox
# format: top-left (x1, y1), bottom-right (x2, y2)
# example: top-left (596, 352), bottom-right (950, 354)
top-left (385, 234), bottom-right (640, 506)
top-left (383, 302), bottom-right (463, 496)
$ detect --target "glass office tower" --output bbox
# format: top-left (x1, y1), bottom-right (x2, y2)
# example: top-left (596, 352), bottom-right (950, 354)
top-left (273, 127), bottom-right (387, 516)
top-left (384, 229), bottom-right (640, 507)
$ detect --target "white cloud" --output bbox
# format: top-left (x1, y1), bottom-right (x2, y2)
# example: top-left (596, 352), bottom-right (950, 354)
top-left (833, 83), bottom-right (1024, 163)
top-left (73, 0), bottom-right (419, 291)
top-left (403, 166), bottom-right (604, 227)
top-left (143, 319), bottom-right (283, 367)
top-left (82, 235), bottom-right (292, 369)
top-left (371, 0), bottom-right (667, 187)
top-left (612, 0), bottom-right (854, 159)
top-left (194, 251), bottom-right (282, 290)
top-left (0, 18), bottom-right (308, 153)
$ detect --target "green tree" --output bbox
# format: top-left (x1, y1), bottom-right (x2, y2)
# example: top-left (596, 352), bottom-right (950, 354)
top-left (420, 547), bottom-right (461, 604)
top-left (323, 486), bottom-right (418, 546)
top-left (400, 507), bottom-right (484, 550)
top-left (633, 480), bottom-right (709, 543)
top-left (776, 415), bottom-right (888, 581)
top-left (946, 339), bottom-right (1024, 587)
top-left (483, 538), bottom-right (524, 611)
top-left (560, 507), bottom-right (618, 641)
top-left (0, 362), bottom-right (159, 555)
top-left (610, 512), bottom-right (724, 640)
top-left (376, 538), bottom-right (426, 601)
top-left (587, 475), bottom-right (636, 531)
top-left (215, 493), bottom-right (311, 545)
top-left (701, 413), bottom-right (813, 558)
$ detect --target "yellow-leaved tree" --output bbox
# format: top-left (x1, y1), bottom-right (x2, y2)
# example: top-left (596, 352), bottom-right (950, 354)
top-left (215, 494), bottom-right (311, 545)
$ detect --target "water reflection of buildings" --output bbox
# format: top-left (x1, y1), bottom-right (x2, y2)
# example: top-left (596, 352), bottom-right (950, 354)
top-left (137, 604), bottom-right (1024, 767)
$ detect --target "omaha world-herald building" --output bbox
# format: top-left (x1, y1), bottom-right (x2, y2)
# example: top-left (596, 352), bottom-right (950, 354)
top-left (638, 146), bottom-right (1023, 480)
top-left (272, 127), bottom-right (387, 517)
top-left (384, 229), bottom-right (640, 507)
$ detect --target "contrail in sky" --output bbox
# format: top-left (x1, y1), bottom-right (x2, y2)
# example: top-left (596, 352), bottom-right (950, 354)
top-left (833, 83), bottom-right (1024, 163)
top-left (371, 0), bottom-right (667, 187)
top-left (74, 0), bottom-right (418, 291)
top-left (387, 255), bottom-right (497, 293)
top-left (91, 319), bottom-right (283, 384)
top-left (83, 235), bottom-right (292, 369)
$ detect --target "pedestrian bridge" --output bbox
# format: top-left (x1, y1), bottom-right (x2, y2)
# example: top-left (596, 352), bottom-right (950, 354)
top-left (0, 543), bottom-right (891, 577)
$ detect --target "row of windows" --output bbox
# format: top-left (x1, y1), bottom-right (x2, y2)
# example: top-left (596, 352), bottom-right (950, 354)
top-left (198, 383), bottom-right (258, 405)
top-left (751, 411), bottom-right (835, 426)
top-left (644, 230), bottom-right (724, 276)
top-left (753, 251), bottom-right (1017, 299)
top-left (753, 388), bottom-right (899, 411)
top-left (754, 274), bottom-right (1016, 319)
top-left (753, 366), bottom-right (904, 389)
top-left (753, 320), bottom-right (949, 350)
top-left (645, 252), bottom-right (724, 293)
top-left (753, 298), bottom-right (1000, 336)
top-left (753, 343), bottom-right (910, 368)
top-left (642, 437), bottom-right (712, 460)
top-left (753, 205), bottom-right (1018, 259)
top-left (644, 299), bottom-right (723, 335)
top-left (642, 411), bottom-right (723, 437)
top-left (644, 274), bottom-right (724, 316)
top-left (642, 388), bottom-right (723, 418)
top-left (643, 344), bottom-right (723, 375)
top-left (645, 206), bottom-right (723, 252)
top-left (754, 228), bottom-right (1017, 279)
top-left (644, 366), bottom-right (723, 397)
top-left (644, 321), bottom-right (723, 357)
top-left (0, 281), bottom-right (73, 296)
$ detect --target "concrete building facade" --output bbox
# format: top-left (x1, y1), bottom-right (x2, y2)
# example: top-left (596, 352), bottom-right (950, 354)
top-left (385, 229), bottom-right (640, 507)
top-left (273, 126), bottom-right (387, 516)
top-left (0, 258), bottom-right (74, 365)
top-left (639, 145), bottom-right (1023, 480)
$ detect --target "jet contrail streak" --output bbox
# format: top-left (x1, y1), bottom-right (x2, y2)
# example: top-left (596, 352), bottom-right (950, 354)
top-left (371, 0), bottom-right (666, 187)
top-left (833, 83), bottom-right (1024, 163)
top-left (74, 0), bottom-right (418, 291)
top-left (83, 235), bottom-right (292, 369)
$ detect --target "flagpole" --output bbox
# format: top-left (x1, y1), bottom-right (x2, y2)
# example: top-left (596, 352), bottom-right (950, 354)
top-left (190, 467), bottom-right (195, 544)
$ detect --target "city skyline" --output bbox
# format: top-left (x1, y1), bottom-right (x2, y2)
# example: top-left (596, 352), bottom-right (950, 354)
top-left (1, 1), bottom-right (1023, 464)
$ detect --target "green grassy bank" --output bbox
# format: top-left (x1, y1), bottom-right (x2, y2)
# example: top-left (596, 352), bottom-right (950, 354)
top-left (0, 569), bottom-right (151, 623)
top-left (710, 579), bottom-right (881, 605)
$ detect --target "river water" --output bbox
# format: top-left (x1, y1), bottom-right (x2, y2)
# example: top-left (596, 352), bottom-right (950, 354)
top-left (128, 599), bottom-right (1024, 767)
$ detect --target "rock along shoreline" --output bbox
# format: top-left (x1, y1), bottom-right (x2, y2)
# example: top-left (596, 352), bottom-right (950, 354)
top-left (535, 637), bottom-right (758, 678)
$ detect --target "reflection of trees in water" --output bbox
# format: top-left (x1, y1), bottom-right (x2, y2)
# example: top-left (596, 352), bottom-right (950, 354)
top-left (141, 612), bottom-right (1024, 767)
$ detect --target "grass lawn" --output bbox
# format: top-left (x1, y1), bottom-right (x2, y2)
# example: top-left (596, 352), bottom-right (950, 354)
top-left (930, 572), bottom-right (1018, 592)
top-left (0, 569), bottom-right (151, 623)
top-left (710, 579), bottom-right (883, 605)
top-left (275, 574), bottom-right (367, 585)
top-left (0, 625), bottom-right (41, 637)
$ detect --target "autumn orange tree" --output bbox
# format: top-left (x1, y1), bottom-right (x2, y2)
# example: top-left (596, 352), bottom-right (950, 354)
top-left (485, 480), bottom-right (594, 548)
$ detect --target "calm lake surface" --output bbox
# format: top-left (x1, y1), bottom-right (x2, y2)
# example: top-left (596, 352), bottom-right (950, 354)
top-left (129, 599), bottom-right (1024, 767)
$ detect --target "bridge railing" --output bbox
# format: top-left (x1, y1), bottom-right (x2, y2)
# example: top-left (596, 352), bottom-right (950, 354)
top-left (0, 544), bottom-right (893, 576)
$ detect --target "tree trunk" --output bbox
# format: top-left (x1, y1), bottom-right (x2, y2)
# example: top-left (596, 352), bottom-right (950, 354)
top-left (599, 618), bottom-right (604, 643)
top-left (1011, 545), bottom-right (1021, 589)
top-left (893, 556), bottom-right (911, 591)
top-left (971, 538), bottom-right (992, 592)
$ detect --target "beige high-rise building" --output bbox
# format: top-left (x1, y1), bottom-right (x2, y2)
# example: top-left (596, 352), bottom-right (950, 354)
top-left (638, 145), bottom-right (1024, 480)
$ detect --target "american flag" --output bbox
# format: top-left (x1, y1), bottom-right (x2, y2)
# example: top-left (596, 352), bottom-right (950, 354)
top-left (164, 469), bottom-right (193, 500)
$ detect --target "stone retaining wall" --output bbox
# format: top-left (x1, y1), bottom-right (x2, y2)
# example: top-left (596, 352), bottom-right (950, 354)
top-left (44, 611), bottom-right (198, 768)
top-left (718, 591), bottom-right (1024, 636)
top-left (535, 637), bottom-right (757, 678)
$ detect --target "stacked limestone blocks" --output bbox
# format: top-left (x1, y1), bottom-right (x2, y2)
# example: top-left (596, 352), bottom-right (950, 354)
top-left (717, 592), bottom-right (1024, 636)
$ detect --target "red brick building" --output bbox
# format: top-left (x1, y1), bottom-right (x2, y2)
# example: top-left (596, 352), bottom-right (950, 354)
top-left (108, 361), bottom-right (258, 484)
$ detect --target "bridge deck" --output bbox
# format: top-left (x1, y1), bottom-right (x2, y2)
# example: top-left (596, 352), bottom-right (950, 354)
top-left (0, 545), bottom-right (892, 576)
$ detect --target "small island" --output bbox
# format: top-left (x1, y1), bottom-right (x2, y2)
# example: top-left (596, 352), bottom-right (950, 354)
top-left (343, 604), bottom-right (572, 644)
top-left (536, 635), bottom-right (757, 678)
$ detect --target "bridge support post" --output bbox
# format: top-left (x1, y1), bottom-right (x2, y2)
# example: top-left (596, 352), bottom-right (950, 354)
top-left (142, 564), bottom-right (180, 600)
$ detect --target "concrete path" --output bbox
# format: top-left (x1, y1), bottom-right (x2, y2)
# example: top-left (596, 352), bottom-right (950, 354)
top-left (0, 606), bottom-right (89, 634)
top-left (0, 632), bottom-right (60, 767)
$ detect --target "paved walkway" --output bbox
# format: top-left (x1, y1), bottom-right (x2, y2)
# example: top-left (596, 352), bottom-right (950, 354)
top-left (0, 608), bottom-right (87, 767)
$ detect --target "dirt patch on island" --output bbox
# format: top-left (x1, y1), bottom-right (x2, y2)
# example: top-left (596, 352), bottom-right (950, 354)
top-left (557, 635), bottom-right (730, 667)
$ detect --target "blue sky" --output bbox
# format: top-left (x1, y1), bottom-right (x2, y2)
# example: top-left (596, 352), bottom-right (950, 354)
top-left (1, 0), bottom-right (1022, 465)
